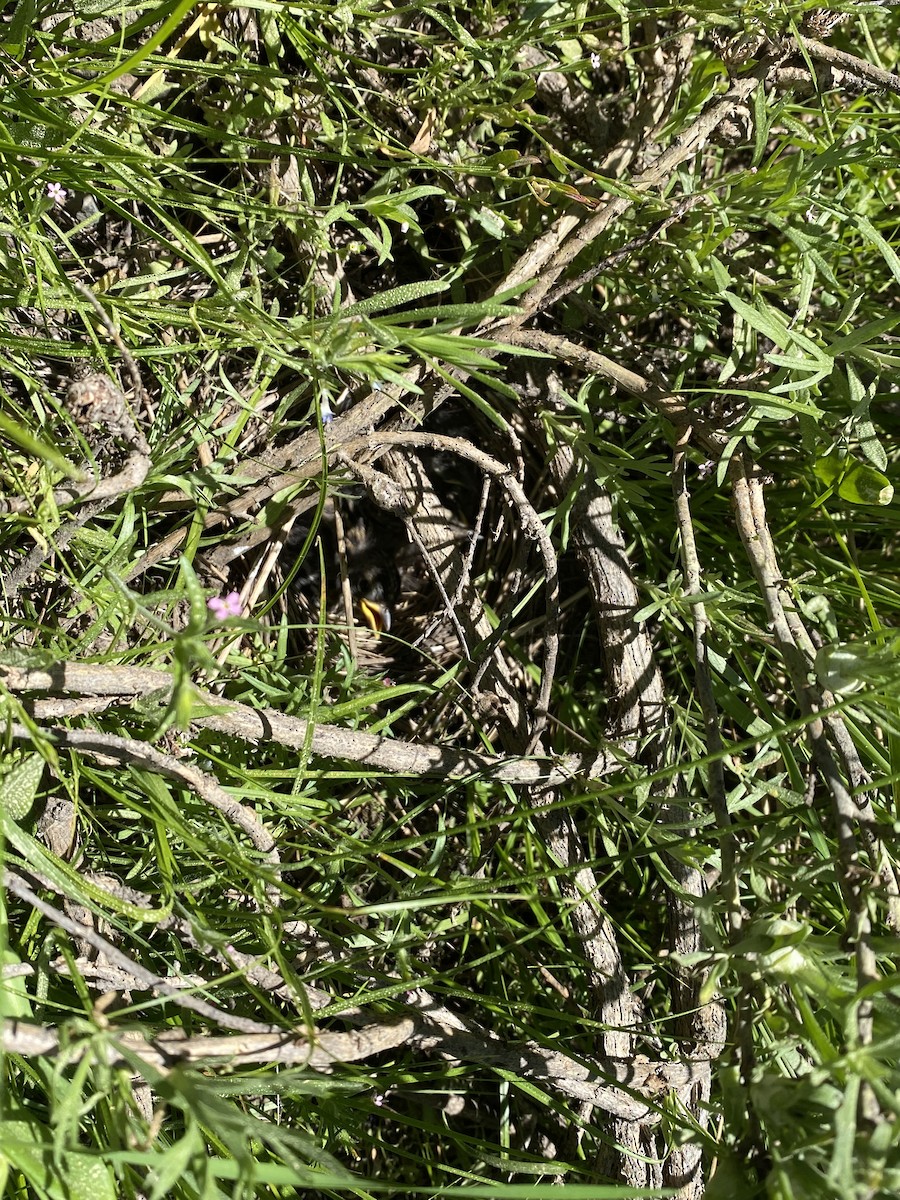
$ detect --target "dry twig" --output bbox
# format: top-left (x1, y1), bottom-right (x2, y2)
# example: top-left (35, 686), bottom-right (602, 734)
top-left (0, 662), bottom-right (616, 786)
top-left (5, 870), bottom-right (277, 1035)
top-left (799, 34), bottom-right (900, 96)
top-left (730, 457), bottom-right (878, 1077)
top-left (6, 723), bottom-right (280, 893)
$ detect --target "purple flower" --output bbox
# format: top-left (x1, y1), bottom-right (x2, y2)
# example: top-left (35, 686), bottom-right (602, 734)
top-left (320, 396), bottom-right (334, 425)
top-left (207, 591), bottom-right (243, 620)
top-left (46, 182), bottom-right (67, 204)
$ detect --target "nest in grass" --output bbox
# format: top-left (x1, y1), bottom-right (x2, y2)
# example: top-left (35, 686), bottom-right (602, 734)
top-left (277, 460), bottom-right (538, 704)
top-left (282, 495), bottom-right (512, 677)
top-left (278, 487), bottom-right (465, 678)
top-left (222, 401), bottom-right (551, 746)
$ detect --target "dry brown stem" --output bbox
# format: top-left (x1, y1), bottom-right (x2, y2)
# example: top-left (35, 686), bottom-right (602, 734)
top-left (730, 458), bottom-right (878, 1066)
top-left (5, 870), bottom-right (277, 1035)
top-left (504, 329), bottom-right (726, 457)
top-left (4, 868), bottom-right (708, 1126)
top-left (799, 34), bottom-right (900, 96)
top-left (0, 994), bottom-right (711, 1123)
top-left (0, 662), bottom-right (616, 787)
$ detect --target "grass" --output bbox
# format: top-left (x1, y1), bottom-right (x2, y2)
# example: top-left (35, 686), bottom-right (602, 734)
top-left (1, 2), bottom-right (900, 1198)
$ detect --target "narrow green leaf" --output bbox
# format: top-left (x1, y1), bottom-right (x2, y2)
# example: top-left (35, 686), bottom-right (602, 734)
top-left (376, 300), bottom-right (522, 327)
top-left (856, 419), bottom-right (887, 472)
top-left (855, 214), bottom-right (900, 288)
top-left (722, 291), bottom-right (793, 351)
top-left (403, 332), bottom-right (502, 370)
top-left (0, 950), bottom-right (33, 1019)
top-left (826, 314), bottom-right (900, 359)
top-left (419, 5), bottom-right (481, 50)
top-left (0, 412), bottom-right (82, 478)
top-left (335, 281), bottom-right (448, 318)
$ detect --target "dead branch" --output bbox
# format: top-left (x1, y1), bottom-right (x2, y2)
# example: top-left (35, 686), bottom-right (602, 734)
top-left (494, 46), bottom-right (788, 305)
top-left (503, 329), bottom-right (726, 458)
top-left (5, 870), bottom-right (277, 1035)
top-left (799, 34), bottom-right (900, 96)
top-left (0, 996), bottom-right (711, 1124)
top-left (6, 723), bottom-right (280, 885)
top-left (0, 662), bottom-right (616, 786)
top-left (673, 433), bottom-right (737, 929)
top-left (730, 457), bottom-right (878, 1076)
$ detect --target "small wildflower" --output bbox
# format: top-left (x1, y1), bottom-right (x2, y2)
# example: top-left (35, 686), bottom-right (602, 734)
top-left (590, 51), bottom-right (602, 70)
top-left (319, 395), bottom-right (334, 425)
top-left (697, 460), bottom-right (716, 479)
top-left (207, 591), bottom-right (243, 620)
top-left (46, 182), bottom-right (67, 205)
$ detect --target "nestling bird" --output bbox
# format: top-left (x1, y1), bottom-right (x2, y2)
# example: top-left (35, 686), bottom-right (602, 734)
top-left (284, 490), bottom-right (405, 636)
top-left (280, 403), bottom-right (486, 669)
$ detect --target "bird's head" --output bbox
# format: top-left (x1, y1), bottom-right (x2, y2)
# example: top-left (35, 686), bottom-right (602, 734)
top-left (351, 555), bottom-right (399, 635)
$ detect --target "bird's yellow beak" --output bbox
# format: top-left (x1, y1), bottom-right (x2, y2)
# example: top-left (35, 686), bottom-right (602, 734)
top-left (359, 597), bottom-right (392, 635)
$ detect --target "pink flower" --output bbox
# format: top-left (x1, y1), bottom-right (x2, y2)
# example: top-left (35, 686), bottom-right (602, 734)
top-left (46, 182), bottom-right (67, 204)
top-left (207, 591), bottom-right (243, 620)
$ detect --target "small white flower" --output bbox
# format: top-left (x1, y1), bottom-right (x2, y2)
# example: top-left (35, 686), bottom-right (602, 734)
top-left (46, 182), bottom-right (67, 204)
top-left (320, 396), bottom-right (334, 425)
top-left (590, 52), bottom-right (602, 70)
